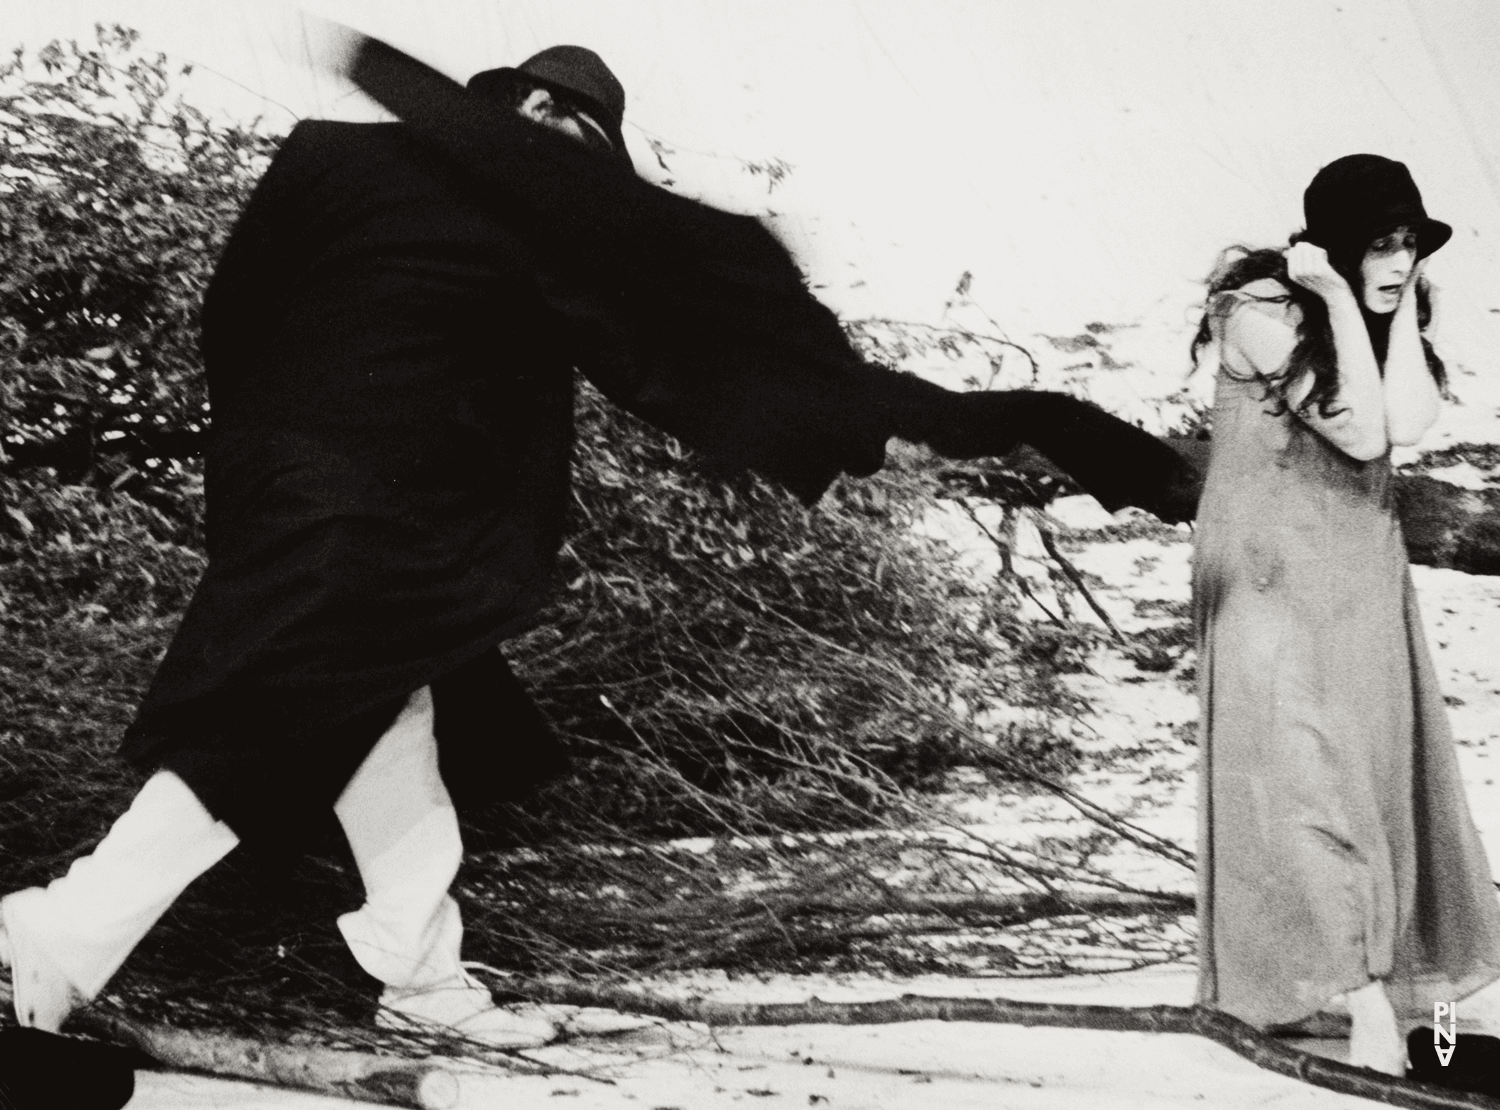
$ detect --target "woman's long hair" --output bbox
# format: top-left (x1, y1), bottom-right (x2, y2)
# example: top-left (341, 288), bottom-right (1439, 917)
top-left (1189, 233), bottom-right (1445, 418)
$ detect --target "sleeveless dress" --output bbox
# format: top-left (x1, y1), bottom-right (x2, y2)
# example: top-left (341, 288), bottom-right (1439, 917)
top-left (1192, 294), bottom-right (1500, 1028)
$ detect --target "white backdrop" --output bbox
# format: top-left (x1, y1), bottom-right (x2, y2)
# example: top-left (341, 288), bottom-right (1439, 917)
top-left (4, 1), bottom-right (1499, 401)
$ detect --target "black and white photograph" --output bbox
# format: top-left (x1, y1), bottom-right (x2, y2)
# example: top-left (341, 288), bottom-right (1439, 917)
top-left (2, 2), bottom-right (1499, 1107)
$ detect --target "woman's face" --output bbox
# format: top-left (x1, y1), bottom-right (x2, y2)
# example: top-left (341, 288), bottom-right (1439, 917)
top-left (1359, 225), bottom-right (1418, 314)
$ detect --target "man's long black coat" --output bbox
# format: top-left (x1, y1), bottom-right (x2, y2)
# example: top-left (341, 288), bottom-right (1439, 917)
top-left (121, 39), bottom-right (1195, 839)
top-left (120, 118), bottom-right (592, 835)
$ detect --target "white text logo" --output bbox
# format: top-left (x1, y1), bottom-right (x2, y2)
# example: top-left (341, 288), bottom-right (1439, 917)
top-left (1434, 1001), bottom-right (1457, 1066)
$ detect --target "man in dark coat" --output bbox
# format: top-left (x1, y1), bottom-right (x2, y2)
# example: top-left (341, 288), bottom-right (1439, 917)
top-left (1, 33), bottom-right (1198, 1046)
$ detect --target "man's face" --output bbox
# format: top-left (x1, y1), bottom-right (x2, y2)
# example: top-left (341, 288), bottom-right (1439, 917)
top-left (516, 87), bottom-right (615, 157)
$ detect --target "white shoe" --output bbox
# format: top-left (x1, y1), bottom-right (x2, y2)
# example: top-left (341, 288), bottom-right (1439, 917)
top-left (377, 966), bottom-right (559, 1049)
top-left (1, 888), bottom-right (87, 1032)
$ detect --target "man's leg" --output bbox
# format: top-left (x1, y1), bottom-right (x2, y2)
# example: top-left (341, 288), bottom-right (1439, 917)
top-left (333, 685), bottom-right (556, 1048)
top-left (0, 771), bottom-right (240, 1030)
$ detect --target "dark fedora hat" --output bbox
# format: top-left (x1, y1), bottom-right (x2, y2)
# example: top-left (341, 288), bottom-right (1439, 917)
top-left (467, 45), bottom-right (630, 166)
top-left (1302, 153), bottom-right (1452, 261)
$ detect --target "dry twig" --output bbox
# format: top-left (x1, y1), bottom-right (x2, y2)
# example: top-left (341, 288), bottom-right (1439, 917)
top-left (516, 981), bottom-right (1500, 1110)
top-left (0, 980), bottom-right (548, 1110)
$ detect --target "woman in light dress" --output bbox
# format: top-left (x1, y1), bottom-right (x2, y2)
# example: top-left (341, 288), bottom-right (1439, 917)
top-left (1191, 154), bottom-right (1500, 1074)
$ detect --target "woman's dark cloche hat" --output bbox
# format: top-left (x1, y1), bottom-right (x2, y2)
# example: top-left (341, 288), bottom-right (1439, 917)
top-left (1303, 153), bottom-right (1451, 260)
top-left (467, 45), bottom-right (630, 166)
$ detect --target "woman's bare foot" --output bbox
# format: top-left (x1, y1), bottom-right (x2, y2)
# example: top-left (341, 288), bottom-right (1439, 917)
top-left (1457, 981), bottom-right (1500, 1036)
top-left (1345, 979), bottom-right (1405, 1075)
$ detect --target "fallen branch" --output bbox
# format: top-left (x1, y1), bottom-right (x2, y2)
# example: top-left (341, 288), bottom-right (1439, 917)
top-left (695, 556), bottom-right (1198, 877)
top-left (978, 767), bottom-right (1198, 870)
top-left (0, 980), bottom-right (495, 1110)
top-left (1035, 525), bottom-right (1128, 643)
top-left (762, 888), bottom-right (1193, 922)
top-left (13, 960), bottom-right (1483, 1108)
top-left (85, 1013), bottom-right (462, 1109)
top-left (517, 981), bottom-right (1500, 1110)
top-left (599, 888), bottom-right (1193, 928)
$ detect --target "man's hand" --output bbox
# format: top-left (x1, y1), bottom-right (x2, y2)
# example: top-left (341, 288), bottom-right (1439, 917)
top-left (1284, 241), bottom-right (1355, 304)
top-left (295, 12), bottom-right (364, 78)
top-left (1136, 449), bottom-right (1203, 525)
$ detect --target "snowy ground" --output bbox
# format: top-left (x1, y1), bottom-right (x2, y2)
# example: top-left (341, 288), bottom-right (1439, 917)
top-left (106, 301), bottom-right (1500, 1110)
top-left (120, 492), bottom-right (1500, 1109)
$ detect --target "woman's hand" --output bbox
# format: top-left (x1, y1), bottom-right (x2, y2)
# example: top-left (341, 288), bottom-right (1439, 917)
top-left (1398, 256), bottom-right (1427, 305)
top-left (1274, 244), bottom-right (1387, 459)
top-left (1284, 242), bottom-right (1355, 304)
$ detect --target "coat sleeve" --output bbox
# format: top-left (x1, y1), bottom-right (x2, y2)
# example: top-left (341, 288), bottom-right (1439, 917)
top-left (344, 36), bottom-right (897, 493)
top-left (200, 122), bottom-right (326, 407)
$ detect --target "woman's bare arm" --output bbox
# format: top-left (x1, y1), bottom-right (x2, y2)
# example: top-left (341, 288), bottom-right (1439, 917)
top-left (1219, 276), bottom-right (1385, 461)
top-left (1381, 263), bottom-right (1441, 446)
top-left (1280, 245), bottom-right (1388, 460)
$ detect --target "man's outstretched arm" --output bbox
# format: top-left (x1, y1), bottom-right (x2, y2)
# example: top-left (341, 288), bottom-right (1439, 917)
top-left (872, 370), bottom-right (1201, 523)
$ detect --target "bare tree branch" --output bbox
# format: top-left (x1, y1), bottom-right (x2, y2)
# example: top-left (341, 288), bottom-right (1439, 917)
top-left (517, 981), bottom-right (1498, 1110)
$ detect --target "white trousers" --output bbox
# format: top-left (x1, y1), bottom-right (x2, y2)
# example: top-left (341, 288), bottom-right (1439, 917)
top-left (21, 686), bottom-right (464, 1001)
